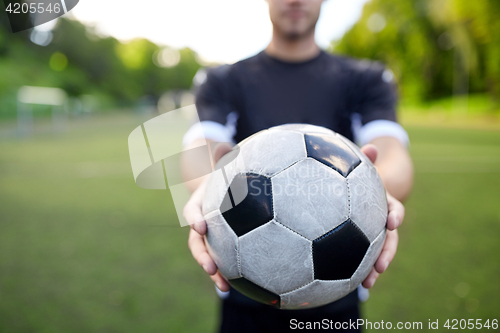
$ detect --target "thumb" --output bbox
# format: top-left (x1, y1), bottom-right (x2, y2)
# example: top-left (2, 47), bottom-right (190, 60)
top-left (212, 142), bottom-right (233, 163)
top-left (360, 144), bottom-right (378, 164)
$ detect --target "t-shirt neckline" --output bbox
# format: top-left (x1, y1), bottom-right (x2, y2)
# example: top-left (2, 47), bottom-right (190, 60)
top-left (260, 49), bottom-right (326, 67)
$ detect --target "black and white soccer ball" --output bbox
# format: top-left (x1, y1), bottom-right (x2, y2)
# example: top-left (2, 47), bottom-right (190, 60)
top-left (202, 124), bottom-right (387, 309)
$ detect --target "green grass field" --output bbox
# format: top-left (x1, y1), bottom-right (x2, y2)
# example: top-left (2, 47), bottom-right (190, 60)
top-left (0, 113), bottom-right (499, 332)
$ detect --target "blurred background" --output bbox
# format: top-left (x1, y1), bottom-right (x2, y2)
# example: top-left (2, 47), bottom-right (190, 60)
top-left (0, 0), bottom-right (499, 331)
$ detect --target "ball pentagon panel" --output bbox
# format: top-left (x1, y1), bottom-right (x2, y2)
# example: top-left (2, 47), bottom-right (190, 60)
top-left (349, 229), bottom-right (386, 289)
top-left (304, 133), bottom-right (361, 177)
top-left (229, 277), bottom-right (281, 308)
top-left (336, 132), bottom-right (372, 166)
top-left (220, 173), bottom-right (273, 237)
top-left (312, 219), bottom-right (370, 281)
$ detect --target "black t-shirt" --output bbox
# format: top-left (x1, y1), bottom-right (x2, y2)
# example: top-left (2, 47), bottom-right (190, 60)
top-left (195, 50), bottom-right (397, 313)
top-left (195, 49), bottom-right (397, 144)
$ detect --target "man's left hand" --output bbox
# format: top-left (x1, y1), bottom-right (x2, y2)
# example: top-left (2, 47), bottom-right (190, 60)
top-left (360, 144), bottom-right (405, 288)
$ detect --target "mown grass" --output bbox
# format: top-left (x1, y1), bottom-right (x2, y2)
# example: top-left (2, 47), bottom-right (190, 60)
top-left (399, 94), bottom-right (500, 131)
top-left (363, 126), bottom-right (500, 331)
top-left (0, 113), bottom-right (219, 333)
top-left (0, 112), bottom-right (499, 332)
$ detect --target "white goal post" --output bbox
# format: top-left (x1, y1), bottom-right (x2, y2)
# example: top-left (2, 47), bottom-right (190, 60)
top-left (17, 86), bottom-right (67, 136)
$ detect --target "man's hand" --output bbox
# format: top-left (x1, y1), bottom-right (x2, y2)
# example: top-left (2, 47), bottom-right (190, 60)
top-left (185, 143), bottom-right (405, 292)
top-left (360, 144), bottom-right (405, 289)
top-left (184, 142), bottom-right (232, 292)
top-left (186, 181), bottom-right (232, 292)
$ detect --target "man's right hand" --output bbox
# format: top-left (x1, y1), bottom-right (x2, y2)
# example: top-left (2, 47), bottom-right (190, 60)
top-left (184, 142), bottom-right (232, 292)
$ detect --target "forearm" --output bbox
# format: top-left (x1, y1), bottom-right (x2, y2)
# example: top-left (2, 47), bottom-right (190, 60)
top-left (370, 137), bottom-right (414, 203)
top-left (181, 138), bottom-right (215, 193)
top-left (181, 138), bottom-right (234, 193)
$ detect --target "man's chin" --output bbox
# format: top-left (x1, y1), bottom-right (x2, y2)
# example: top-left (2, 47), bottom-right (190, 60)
top-left (285, 31), bottom-right (302, 41)
top-left (279, 23), bottom-right (315, 41)
top-left (282, 27), bottom-right (310, 40)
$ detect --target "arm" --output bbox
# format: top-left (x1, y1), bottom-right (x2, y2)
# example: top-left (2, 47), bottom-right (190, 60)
top-left (181, 66), bottom-right (236, 193)
top-left (181, 138), bottom-right (233, 193)
top-left (360, 138), bottom-right (413, 288)
top-left (182, 66), bottom-right (237, 291)
top-left (371, 137), bottom-right (413, 202)
top-left (181, 139), bottom-right (212, 193)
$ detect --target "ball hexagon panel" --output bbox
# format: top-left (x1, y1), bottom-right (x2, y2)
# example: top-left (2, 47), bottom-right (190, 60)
top-left (272, 158), bottom-right (348, 241)
top-left (347, 162), bottom-right (388, 242)
top-left (238, 129), bottom-right (307, 176)
top-left (280, 279), bottom-right (350, 310)
top-left (221, 173), bottom-right (273, 237)
top-left (349, 229), bottom-right (386, 289)
top-left (205, 211), bottom-right (241, 279)
top-left (237, 130), bottom-right (266, 147)
top-left (269, 123), bottom-right (335, 136)
top-left (312, 219), bottom-right (370, 281)
top-left (229, 277), bottom-right (281, 309)
top-left (304, 133), bottom-right (361, 177)
top-left (239, 221), bottom-right (313, 295)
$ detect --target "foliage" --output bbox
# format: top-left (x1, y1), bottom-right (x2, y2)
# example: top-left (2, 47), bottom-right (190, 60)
top-left (333, 0), bottom-right (500, 104)
top-left (0, 17), bottom-right (201, 118)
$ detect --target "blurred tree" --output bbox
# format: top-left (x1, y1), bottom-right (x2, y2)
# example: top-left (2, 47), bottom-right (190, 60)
top-left (333, 0), bottom-right (500, 104)
top-left (0, 16), bottom-right (201, 117)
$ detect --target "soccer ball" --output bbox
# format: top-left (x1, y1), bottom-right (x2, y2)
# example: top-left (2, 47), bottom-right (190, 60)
top-left (202, 124), bottom-right (387, 309)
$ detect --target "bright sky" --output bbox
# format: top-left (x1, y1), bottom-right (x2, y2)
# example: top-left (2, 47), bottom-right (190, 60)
top-left (69, 0), bottom-right (368, 64)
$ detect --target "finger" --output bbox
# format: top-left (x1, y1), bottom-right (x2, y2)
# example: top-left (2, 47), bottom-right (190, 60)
top-left (386, 193), bottom-right (405, 230)
top-left (360, 144), bottom-right (378, 164)
top-left (212, 142), bottom-right (233, 163)
top-left (374, 229), bottom-right (399, 274)
top-left (184, 186), bottom-right (208, 235)
top-left (362, 267), bottom-right (379, 289)
top-left (192, 219), bottom-right (207, 235)
top-left (210, 272), bottom-right (230, 292)
top-left (185, 208), bottom-right (206, 234)
top-left (188, 229), bottom-right (217, 275)
top-left (186, 214), bottom-right (206, 235)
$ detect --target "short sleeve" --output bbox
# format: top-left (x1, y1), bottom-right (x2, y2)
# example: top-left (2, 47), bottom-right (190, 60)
top-left (182, 65), bottom-right (239, 147)
top-left (350, 61), bottom-right (398, 125)
top-left (195, 65), bottom-right (235, 125)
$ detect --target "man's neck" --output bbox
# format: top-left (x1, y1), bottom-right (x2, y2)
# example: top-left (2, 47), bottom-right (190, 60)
top-left (265, 31), bottom-right (320, 63)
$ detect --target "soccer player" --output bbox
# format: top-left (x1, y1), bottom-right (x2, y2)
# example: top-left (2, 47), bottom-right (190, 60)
top-left (182, 0), bottom-right (413, 331)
